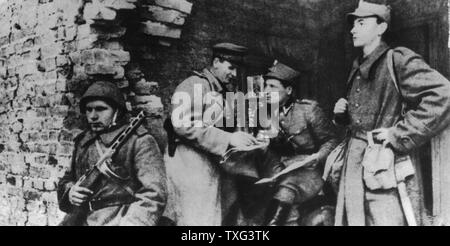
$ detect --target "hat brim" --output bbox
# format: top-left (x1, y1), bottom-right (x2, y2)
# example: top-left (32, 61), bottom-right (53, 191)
top-left (347, 11), bottom-right (378, 24)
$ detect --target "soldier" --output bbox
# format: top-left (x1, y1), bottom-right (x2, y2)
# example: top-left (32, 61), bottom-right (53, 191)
top-left (163, 43), bottom-right (258, 225)
top-left (261, 61), bottom-right (338, 226)
top-left (332, 0), bottom-right (450, 226)
top-left (57, 81), bottom-right (167, 226)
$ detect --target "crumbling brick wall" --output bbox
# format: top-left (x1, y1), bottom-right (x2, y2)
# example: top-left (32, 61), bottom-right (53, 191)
top-left (0, 0), bottom-right (192, 226)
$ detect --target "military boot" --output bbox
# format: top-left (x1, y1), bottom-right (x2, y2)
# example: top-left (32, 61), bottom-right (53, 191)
top-left (264, 199), bottom-right (292, 226)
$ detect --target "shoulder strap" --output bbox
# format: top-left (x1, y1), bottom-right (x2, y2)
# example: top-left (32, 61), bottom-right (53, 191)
top-left (387, 49), bottom-right (407, 117)
top-left (387, 49), bottom-right (401, 96)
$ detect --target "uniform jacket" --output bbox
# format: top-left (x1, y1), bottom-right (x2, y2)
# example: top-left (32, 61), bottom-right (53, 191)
top-left (336, 42), bottom-right (450, 226)
top-left (236, 99), bottom-right (338, 226)
top-left (163, 68), bottom-right (234, 226)
top-left (274, 99), bottom-right (338, 167)
top-left (57, 124), bottom-right (167, 226)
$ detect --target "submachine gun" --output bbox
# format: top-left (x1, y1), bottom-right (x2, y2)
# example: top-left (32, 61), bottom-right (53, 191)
top-left (60, 111), bottom-right (145, 226)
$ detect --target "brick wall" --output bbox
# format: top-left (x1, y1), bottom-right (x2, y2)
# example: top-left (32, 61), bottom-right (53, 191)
top-left (0, 0), bottom-right (192, 226)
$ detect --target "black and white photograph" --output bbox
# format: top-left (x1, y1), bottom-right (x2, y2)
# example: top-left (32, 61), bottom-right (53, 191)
top-left (0, 0), bottom-right (450, 230)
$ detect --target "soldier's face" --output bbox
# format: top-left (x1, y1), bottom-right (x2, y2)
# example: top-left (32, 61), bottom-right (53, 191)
top-left (351, 17), bottom-right (387, 48)
top-left (264, 79), bottom-right (292, 107)
top-left (212, 58), bottom-right (237, 86)
top-left (85, 100), bottom-right (116, 133)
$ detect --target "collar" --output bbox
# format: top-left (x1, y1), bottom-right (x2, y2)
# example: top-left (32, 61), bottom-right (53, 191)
top-left (281, 102), bottom-right (295, 116)
top-left (79, 124), bottom-right (128, 148)
top-left (203, 68), bottom-right (224, 93)
top-left (348, 42), bottom-right (390, 83)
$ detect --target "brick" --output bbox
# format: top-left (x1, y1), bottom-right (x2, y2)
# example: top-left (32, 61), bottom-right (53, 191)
top-left (27, 212), bottom-right (48, 226)
top-left (49, 131), bottom-right (58, 141)
top-left (44, 180), bottom-right (56, 191)
top-left (100, 41), bottom-right (123, 50)
top-left (113, 66), bottom-right (125, 79)
top-left (93, 48), bottom-right (112, 64)
top-left (0, 172), bottom-right (6, 184)
top-left (29, 165), bottom-right (48, 179)
top-left (17, 62), bottom-right (39, 78)
top-left (41, 43), bottom-right (63, 58)
top-left (145, 5), bottom-right (187, 25)
top-left (55, 79), bottom-right (66, 92)
top-left (85, 63), bottom-right (115, 75)
top-left (11, 121), bottom-right (23, 133)
top-left (77, 35), bottom-right (97, 51)
top-left (80, 49), bottom-right (95, 65)
top-left (32, 179), bottom-right (45, 191)
top-left (103, 0), bottom-right (137, 10)
top-left (56, 55), bottom-right (68, 66)
top-left (135, 102), bottom-right (164, 117)
top-left (6, 175), bottom-right (23, 188)
top-left (94, 26), bottom-right (127, 40)
top-left (116, 79), bottom-right (129, 89)
top-left (56, 26), bottom-right (65, 40)
top-left (10, 164), bottom-right (28, 176)
top-left (133, 79), bottom-right (159, 95)
top-left (21, 49), bottom-right (41, 61)
top-left (43, 117), bottom-right (64, 129)
top-left (154, 0), bottom-right (193, 14)
top-left (84, 2), bottom-right (117, 21)
top-left (110, 50), bottom-right (130, 63)
top-left (63, 41), bottom-right (77, 53)
top-left (141, 21), bottom-right (182, 39)
top-left (23, 178), bottom-right (33, 189)
top-left (44, 57), bottom-right (57, 71)
top-left (49, 105), bottom-right (69, 117)
top-left (57, 142), bottom-right (74, 156)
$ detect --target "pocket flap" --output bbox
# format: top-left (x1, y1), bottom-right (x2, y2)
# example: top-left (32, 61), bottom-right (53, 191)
top-left (362, 144), bottom-right (395, 173)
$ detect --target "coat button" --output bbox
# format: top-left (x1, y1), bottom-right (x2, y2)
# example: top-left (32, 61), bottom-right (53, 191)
top-left (356, 88), bottom-right (361, 93)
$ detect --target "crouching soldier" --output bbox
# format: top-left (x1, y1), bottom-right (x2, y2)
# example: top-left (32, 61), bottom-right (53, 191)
top-left (261, 61), bottom-right (338, 226)
top-left (57, 81), bottom-right (167, 226)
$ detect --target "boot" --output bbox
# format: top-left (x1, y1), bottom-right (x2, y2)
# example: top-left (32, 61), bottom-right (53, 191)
top-left (263, 199), bottom-right (292, 226)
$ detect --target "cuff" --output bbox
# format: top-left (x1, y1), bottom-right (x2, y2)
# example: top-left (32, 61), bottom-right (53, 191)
top-left (387, 128), bottom-right (414, 154)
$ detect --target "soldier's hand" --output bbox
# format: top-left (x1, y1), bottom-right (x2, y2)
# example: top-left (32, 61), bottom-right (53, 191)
top-left (68, 185), bottom-right (93, 207)
top-left (333, 98), bottom-right (348, 115)
top-left (230, 131), bottom-right (258, 149)
top-left (372, 128), bottom-right (390, 145)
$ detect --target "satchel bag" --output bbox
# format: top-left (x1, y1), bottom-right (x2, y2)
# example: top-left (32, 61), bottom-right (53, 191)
top-left (362, 131), bottom-right (416, 191)
top-left (361, 132), bottom-right (397, 190)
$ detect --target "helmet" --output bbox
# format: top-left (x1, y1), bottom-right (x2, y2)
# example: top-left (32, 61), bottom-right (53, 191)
top-left (80, 81), bottom-right (126, 113)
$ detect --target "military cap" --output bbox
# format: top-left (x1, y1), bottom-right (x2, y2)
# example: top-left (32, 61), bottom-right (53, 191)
top-left (264, 60), bottom-right (301, 84)
top-left (80, 81), bottom-right (126, 113)
top-left (212, 42), bottom-right (248, 64)
top-left (347, 0), bottom-right (391, 25)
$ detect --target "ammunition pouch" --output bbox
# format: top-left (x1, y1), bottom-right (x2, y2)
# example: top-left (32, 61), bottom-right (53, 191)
top-left (88, 196), bottom-right (136, 211)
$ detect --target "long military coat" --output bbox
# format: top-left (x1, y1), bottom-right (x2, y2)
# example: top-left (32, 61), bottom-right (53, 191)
top-left (163, 68), bottom-right (234, 226)
top-left (336, 42), bottom-right (450, 226)
top-left (58, 124), bottom-right (167, 226)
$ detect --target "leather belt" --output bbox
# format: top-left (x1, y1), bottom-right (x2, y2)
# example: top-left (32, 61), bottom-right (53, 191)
top-left (88, 196), bottom-right (136, 211)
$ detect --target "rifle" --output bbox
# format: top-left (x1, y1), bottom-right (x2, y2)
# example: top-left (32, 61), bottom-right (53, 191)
top-left (59, 111), bottom-right (145, 226)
